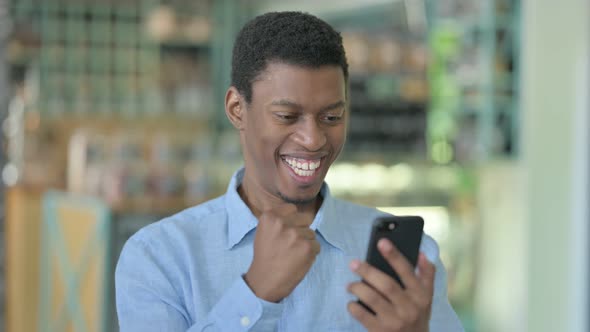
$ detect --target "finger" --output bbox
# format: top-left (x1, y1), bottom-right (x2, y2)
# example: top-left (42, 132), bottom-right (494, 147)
top-left (275, 215), bottom-right (313, 229)
top-left (347, 281), bottom-right (394, 317)
top-left (296, 228), bottom-right (320, 255)
top-left (279, 203), bottom-right (298, 216)
top-left (272, 204), bottom-right (299, 219)
top-left (349, 259), bottom-right (408, 305)
top-left (378, 239), bottom-right (422, 291)
top-left (347, 301), bottom-right (380, 331)
top-left (299, 240), bottom-right (321, 259)
top-left (403, 253), bottom-right (435, 309)
top-left (260, 204), bottom-right (298, 222)
top-left (417, 253), bottom-right (436, 293)
top-left (260, 212), bottom-right (311, 234)
top-left (311, 239), bottom-right (321, 255)
top-left (288, 217), bottom-right (313, 228)
top-left (295, 228), bottom-right (317, 241)
top-left (258, 210), bottom-right (281, 226)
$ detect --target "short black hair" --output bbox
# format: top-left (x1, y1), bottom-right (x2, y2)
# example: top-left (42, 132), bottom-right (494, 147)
top-left (231, 11), bottom-right (349, 103)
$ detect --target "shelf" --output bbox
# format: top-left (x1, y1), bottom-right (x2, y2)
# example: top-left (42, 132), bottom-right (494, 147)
top-left (159, 39), bottom-right (211, 49)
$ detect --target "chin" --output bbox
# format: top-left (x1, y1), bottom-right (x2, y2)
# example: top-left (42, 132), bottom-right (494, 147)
top-left (278, 191), bottom-right (318, 205)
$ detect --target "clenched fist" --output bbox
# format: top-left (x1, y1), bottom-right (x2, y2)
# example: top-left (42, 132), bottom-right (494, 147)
top-left (244, 205), bottom-right (321, 303)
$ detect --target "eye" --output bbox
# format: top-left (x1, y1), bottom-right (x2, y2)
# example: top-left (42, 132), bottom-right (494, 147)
top-left (274, 113), bottom-right (298, 122)
top-left (321, 115), bottom-right (343, 124)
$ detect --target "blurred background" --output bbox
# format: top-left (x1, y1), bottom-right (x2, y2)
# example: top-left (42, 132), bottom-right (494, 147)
top-left (0, 0), bottom-right (588, 331)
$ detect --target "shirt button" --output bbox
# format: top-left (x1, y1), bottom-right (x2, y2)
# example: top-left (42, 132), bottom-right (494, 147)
top-left (240, 316), bottom-right (251, 327)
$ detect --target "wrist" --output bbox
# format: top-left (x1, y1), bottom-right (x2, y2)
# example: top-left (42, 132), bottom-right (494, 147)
top-left (243, 272), bottom-right (283, 303)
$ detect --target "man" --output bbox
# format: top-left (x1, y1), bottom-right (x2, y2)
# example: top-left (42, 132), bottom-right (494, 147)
top-left (116, 11), bottom-right (463, 331)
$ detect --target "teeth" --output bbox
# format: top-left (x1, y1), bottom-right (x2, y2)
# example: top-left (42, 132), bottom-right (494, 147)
top-left (293, 168), bottom-right (314, 177)
top-left (283, 156), bottom-right (322, 176)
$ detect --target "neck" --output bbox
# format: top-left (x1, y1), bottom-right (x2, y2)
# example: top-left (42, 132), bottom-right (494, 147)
top-left (237, 181), bottom-right (323, 222)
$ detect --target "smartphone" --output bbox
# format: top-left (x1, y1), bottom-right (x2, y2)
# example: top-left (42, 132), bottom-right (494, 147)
top-left (358, 215), bottom-right (424, 314)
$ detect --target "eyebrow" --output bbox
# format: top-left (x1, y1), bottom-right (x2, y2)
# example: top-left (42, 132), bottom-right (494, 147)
top-left (270, 99), bottom-right (302, 110)
top-left (270, 99), bottom-right (346, 112)
top-left (320, 101), bottom-right (346, 112)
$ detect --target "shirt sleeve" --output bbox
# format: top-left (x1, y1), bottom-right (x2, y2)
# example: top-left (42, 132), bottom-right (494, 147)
top-left (420, 235), bottom-right (465, 332)
top-left (115, 237), bottom-right (285, 332)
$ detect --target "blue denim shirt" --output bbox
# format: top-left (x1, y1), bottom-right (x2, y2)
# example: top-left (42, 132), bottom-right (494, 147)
top-left (116, 168), bottom-right (463, 331)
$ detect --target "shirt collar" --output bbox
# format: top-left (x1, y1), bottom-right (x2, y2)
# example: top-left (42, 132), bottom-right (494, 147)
top-left (224, 167), bottom-right (351, 253)
top-left (224, 168), bottom-right (259, 250)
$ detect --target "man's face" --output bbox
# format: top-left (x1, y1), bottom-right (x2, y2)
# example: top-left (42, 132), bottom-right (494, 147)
top-left (239, 62), bottom-right (347, 204)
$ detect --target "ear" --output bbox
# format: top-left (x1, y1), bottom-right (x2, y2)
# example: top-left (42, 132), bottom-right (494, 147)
top-left (225, 87), bottom-right (246, 130)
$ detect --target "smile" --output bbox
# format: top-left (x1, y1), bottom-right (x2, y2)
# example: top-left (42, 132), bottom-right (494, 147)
top-left (282, 156), bottom-right (322, 177)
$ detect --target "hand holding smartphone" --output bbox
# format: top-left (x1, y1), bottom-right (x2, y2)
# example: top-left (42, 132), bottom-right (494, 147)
top-left (358, 215), bottom-right (424, 314)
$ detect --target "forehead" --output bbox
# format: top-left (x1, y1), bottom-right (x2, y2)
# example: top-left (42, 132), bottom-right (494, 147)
top-left (250, 62), bottom-right (346, 105)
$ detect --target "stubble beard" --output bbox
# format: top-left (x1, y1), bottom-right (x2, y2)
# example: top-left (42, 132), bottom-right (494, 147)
top-left (277, 191), bottom-right (318, 206)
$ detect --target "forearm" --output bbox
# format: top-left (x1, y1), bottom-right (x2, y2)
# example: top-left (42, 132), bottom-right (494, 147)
top-left (188, 277), bottom-right (285, 331)
top-left (117, 273), bottom-right (284, 332)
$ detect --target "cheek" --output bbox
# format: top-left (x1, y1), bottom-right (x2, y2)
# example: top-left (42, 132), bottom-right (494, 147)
top-left (244, 116), bottom-right (270, 149)
top-left (328, 127), bottom-right (347, 149)
top-left (245, 124), bottom-right (285, 165)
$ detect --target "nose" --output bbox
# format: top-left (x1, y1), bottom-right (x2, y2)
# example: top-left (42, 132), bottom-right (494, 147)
top-left (293, 117), bottom-right (327, 151)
